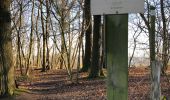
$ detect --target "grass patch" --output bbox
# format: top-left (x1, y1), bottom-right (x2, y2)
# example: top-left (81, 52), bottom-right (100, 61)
top-left (14, 88), bottom-right (30, 96)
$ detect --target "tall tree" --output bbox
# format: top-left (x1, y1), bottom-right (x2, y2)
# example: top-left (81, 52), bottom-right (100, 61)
top-left (88, 15), bottom-right (101, 78)
top-left (160, 0), bottom-right (168, 74)
top-left (0, 0), bottom-right (15, 96)
top-left (140, 1), bottom-right (169, 74)
top-left (17, 0), bottom-right (23, 75)
top-left (81, 0), bottom-right (92, 72)
top-left (26, 0), bottom-right (35, 75)
top-left (35, 3), bottom-right (41, 68)
top-left (45, 0), bottom-right (50, 70)
top-left (40, 0), bottom-right (46, 72)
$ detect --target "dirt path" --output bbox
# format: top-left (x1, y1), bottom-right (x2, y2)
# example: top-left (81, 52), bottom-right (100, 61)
top-left (15, 70), bottom-right (106, 100)
top-left (4, 67), bottom-right (170, 100)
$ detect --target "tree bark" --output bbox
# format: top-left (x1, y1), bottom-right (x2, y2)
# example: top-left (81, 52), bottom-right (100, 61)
top-left (88, 15), bottom-right (101, 78)
top-left (0, 0), bottom-right (15, 96)
top-left (40, 0), bottom-right (46, 72)
top-left (17, 0), bottom-right (23, 75)
top-left (45, 0), bottom-right (50, 70)
top-left (160, 0), bottom-right (168, 74)
top-left (26, 0), bottom-right (35, 75)
top-left (81, 0), bottom-right (92, 72)
top-left (35, 4), bottom-right (41, 68)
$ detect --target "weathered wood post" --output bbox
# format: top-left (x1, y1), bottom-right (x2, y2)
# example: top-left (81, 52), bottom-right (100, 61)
top-left (151, 61), bottom-right (162, 100)
top-left (149, 6), bottom-right (156, 63)
top-left (150, 6), bottom-right (161, 100)
top-left (105, 15), bottom-right (128, 100)
top-left (91, 0), bottom-right (144, 99)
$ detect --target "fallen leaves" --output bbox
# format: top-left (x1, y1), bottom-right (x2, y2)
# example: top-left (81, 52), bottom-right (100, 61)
top-left (14, 67), bottom-right (170, 100)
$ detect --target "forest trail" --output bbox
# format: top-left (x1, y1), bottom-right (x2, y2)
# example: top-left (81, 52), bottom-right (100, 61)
top-left (15, 69), bottom-right (106, 100)
top-left (2, 67), bottom-right (170, 100)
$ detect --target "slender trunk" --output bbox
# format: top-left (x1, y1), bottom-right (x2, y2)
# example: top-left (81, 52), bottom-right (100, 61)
top-left (35, 4), bottom-right (40, 68)
top-left (18, 1), bottom-right (23, 75)
top-left (26, 0), bottom-right (35, 75)
top-left (40, 0), bottom-right (46, 72)
top-left (129, 40), bottom-right (136, 68)
top-left (45, 0), bottom-right (50, 70)
top-left (160, 0), bottom-right (168, 74)
top-left (51, 46), bottom-right (55, 69)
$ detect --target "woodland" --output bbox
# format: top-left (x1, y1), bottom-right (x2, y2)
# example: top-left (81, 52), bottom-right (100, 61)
top-left (0, 0), bottom-right (170, 100)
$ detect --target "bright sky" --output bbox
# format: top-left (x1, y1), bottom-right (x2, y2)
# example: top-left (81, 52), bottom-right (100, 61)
top-left (128, 14), bottom-right (150, 58)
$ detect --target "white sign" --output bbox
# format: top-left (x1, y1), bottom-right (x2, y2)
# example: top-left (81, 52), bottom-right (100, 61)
top-left (91, 0), bottom-right (145, 15)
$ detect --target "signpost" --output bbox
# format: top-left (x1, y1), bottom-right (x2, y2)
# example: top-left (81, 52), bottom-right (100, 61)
top-left (91, 0), bottom-right (144, 15)
top-left (106, 14), bottom-right (128, 100)
top-left (91, 0), bottom-right (144, 99)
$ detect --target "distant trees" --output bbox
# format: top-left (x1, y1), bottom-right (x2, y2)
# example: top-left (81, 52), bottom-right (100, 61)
top-left (0, 0), bottom-right (15, 96)
top-left (129, 0), bottom-right (170, 73)
top-left (50, 0), bottom-right (84, 81)
top-left (144, 1), bottom-right (170, 74)
top-left (8, 0), bottom-right (106, 82)
top-left (11, 0), bottom-right (36, 75)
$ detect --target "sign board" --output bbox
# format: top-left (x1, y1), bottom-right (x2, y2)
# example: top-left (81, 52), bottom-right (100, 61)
top-left (91, 0), bottom-right (145, 15)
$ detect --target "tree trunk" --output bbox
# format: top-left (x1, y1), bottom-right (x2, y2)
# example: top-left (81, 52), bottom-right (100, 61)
top-left (160, 0), bottom-right (168, 74)
top-left (35, 4), bottom-right (41, 68)
top-left (88, 15), bottom-right (101, 78)
top-left (81, 0), bottom-right (92, 72)
top-left (17, 1), bottom-right (23, 75)
top-left (0, 0), bottom-right (15, 96)
top-left (40, 0), bottom-right (46, 72)
top-left (45, 0), bottom-right (50, 70)
top-left (26, 0), bottom-right (35, 75)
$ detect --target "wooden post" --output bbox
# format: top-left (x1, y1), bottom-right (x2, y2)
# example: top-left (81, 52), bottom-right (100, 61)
top-left (106, 14), bottom-right (128, 100)
top-left (150, 6), bottom-right (161, 100)
top-left (151, 61), bottom-right (161, 100)
top-left (149, 6), bottom-right (156, 64)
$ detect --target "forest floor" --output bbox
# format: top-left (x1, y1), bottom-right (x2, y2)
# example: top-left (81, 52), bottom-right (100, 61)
top-left (1, 66), bottom-right (170, 100)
